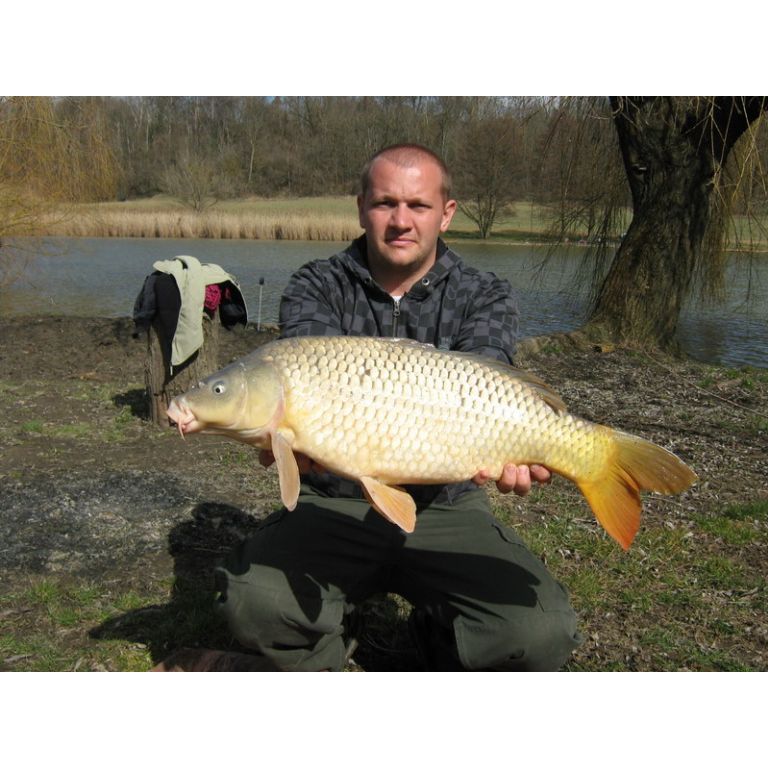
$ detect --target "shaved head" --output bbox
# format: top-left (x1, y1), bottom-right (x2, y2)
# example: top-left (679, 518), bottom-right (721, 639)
top-left (360, 144), bottom-right (452, 202)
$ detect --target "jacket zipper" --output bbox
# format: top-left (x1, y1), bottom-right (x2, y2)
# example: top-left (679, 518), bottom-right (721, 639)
top-left (392, 296), bottom-right (401, 337)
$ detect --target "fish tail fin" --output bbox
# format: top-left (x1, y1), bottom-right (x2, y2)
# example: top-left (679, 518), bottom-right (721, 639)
top-left (577, 430), bottom-right (697, 550)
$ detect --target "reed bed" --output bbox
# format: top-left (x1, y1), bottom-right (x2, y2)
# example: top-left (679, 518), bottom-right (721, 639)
top-left (42, 208), bottom-right (363, 242)
top-left (27, 197), bottom-right (768, 249)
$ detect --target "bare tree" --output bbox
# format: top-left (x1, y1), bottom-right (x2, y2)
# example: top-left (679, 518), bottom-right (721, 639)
top-left (160, 152), bottom-right (232, 212)
top-left (453, 110), bottom-right (523, 238)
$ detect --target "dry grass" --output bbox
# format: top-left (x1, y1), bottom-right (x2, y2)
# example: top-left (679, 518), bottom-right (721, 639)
top-left (40, 196), bottom-right (552, 241)
top-left (43, 207), bottom-right (363, 241)
top-left (32, 195), bottom-right (768, 249)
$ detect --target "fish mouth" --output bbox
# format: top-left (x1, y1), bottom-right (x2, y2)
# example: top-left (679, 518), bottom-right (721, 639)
top-left (166, 399), bottom-right (199, 438)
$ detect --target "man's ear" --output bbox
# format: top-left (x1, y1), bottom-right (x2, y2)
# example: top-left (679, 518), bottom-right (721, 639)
top-left (441, 198), bottom-right (457, 232)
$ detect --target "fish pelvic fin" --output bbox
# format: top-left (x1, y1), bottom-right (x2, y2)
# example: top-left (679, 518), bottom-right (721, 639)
top-left (577, 431), bottom-right (697, 551)
top-left (360, 477), bottom-right (417, 533)
top-left (271, 430), bottom-right (300, 511)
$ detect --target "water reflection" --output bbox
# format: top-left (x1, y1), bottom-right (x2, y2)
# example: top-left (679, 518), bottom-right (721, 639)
top-left (1, 237), bottom-right (765, 369)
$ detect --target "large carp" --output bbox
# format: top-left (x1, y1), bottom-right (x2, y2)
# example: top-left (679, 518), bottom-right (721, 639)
top-left (166, 336), bottom-right (697, 549)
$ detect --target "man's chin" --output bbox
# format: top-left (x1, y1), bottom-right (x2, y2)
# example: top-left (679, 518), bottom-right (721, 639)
top-left (380, 243), bottom-right (424, 264)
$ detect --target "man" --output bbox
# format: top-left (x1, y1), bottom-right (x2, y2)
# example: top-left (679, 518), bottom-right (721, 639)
top-left (211, 144), bottom-right (581, 671)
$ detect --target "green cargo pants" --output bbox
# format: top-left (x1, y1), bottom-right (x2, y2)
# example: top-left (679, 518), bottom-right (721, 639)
top-left (214, 486), bottom-right (582, 671)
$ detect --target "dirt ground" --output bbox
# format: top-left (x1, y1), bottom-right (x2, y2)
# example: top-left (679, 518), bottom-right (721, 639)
top-left (1, 316), bottom-right (766, 671)
top-left (0, 316), bottom-right (279, 582)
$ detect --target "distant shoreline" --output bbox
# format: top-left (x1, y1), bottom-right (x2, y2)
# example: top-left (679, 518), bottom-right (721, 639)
top-left (23, 195), bottom-right (768, 252)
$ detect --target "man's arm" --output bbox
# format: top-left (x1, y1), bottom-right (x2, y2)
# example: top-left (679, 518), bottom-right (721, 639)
top-left (278, 260), bottom-right (343, 338)
top-left (452, 273), bottom-right (519, 364)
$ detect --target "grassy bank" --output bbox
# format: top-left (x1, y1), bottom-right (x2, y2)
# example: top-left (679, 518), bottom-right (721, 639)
top-left (0, 317), bottom-right (766, 671)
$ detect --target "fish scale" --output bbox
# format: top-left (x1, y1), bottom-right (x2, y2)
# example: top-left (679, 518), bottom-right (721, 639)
top-left (167, 335), bottom-right (697, 549)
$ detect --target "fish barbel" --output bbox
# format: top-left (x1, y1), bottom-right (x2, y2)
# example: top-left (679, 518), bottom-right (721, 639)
top-left (166, 336), bottom-right (697, 549)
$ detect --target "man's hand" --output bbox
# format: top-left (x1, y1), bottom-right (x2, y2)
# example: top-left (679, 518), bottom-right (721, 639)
top-left (258, 449), bottom-right (326, 475)
top-left (472, 463), bottom-right (551, 496)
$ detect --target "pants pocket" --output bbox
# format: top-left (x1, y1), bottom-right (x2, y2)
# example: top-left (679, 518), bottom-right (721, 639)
top-left (490, 521), bottom-right (574, 614)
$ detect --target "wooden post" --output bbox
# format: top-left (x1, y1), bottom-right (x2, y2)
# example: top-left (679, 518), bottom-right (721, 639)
top-left (145, 312), bottom-right (221, 426)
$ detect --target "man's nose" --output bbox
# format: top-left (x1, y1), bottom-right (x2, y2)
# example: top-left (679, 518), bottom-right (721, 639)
top-left (390, 204), bottom-right (411, 229)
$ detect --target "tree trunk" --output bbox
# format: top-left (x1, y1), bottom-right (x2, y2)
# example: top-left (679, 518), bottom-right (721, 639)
top-left (144, 312), bottom-right (220, 426)
top-left (585, 97), bottom-right (767, 349)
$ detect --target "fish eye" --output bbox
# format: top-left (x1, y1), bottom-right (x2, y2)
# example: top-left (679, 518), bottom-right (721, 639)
top-left (212, 381), bottom-right (227, 395)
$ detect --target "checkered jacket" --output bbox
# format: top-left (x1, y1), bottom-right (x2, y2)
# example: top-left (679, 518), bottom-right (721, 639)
top-left (278, 235), bottom-right (519, 505)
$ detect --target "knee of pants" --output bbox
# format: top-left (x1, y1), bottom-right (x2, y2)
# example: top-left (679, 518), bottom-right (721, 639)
top-left (214, 564), bottom-right (347, 671)
top-left (455, 607), bottom-right (582, 672)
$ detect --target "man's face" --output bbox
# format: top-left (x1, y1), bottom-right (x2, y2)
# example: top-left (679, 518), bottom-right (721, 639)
top-left (357, 156), bottom-right (456, 283)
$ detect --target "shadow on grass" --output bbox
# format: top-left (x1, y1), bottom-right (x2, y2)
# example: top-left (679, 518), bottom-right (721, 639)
top-left (89, 502), bottom-right (262, 665)
top-left (89, 501), bottom-right (420, 671)
top-left (113, 389), bottom-right (151, 420)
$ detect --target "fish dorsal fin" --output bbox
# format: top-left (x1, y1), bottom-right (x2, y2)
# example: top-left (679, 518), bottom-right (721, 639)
top-left (271, 430), bottom-right (300, 511)
top-left (503, 367), bottom-right (567, 414)
top-left (360, 476), bottom-right (417, 533)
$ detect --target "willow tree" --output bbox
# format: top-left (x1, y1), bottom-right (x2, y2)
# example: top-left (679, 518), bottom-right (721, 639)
top-left (584, 96), bottom-right (768, 348)
top-left (0, 97), bottom-right (119, 290)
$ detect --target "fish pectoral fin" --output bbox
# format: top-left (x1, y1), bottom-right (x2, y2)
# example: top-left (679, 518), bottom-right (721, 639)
top-left (271, 430), bottom-right (300, 511)
top-left (360, 477), bottom-right (416, 533)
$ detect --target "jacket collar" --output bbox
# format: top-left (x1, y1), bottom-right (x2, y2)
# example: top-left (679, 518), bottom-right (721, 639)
top-left (340, 235), bottom-right (461, 300)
